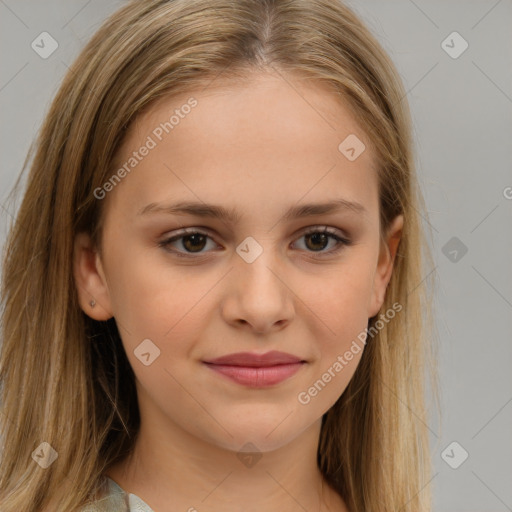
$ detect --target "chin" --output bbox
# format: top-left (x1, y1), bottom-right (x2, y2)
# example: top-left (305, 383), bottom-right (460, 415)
top-left (203, 419), bottom-right (305, 454)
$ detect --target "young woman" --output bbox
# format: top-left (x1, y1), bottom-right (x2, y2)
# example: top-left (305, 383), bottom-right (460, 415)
top-left (0, 1), bottom-right (438, 511)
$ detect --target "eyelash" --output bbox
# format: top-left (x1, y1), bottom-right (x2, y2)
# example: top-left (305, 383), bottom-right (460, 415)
top-left (158, 226), bottom-right (352, 259)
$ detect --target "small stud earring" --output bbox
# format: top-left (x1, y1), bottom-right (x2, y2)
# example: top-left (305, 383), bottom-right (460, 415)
top-left (89, 299), bottom-right (96, 308)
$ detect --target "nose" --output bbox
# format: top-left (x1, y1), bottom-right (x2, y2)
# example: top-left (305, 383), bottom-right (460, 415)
top-left (221, 249), bottom-right (295, 335)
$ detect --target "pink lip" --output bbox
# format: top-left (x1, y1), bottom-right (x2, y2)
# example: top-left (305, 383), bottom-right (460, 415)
top-left (203, 351), bottom-right (306, 388)
top-left (204, 350), bottom-right (304, 366)
top-left (204, 362), bottom-right (305, 387)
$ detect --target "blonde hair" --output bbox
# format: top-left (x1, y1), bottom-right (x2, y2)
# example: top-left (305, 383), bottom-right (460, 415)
top-left (0, 1), bottom-right (439, 511)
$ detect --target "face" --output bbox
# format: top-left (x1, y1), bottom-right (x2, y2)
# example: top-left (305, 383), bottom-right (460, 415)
top-left (74, 70), bottom-right (402, 453)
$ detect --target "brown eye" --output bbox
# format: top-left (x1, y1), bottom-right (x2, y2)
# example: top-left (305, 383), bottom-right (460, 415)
top-left (304, 232), bottom-right (330, 251)
top-left (158, 226), bottom-right (351, 259)
top-left (159, 229), bottom-right (217, 256)
top-left (292, 227), bottom-right (351, 256)
top-left (180, 233), bottom-right (208, 252)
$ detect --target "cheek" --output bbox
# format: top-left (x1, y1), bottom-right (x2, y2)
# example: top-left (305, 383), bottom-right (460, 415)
top-left (296, 304), bottom-right (368, 416)
top-left (297, 262), bottom-right (374, 396)
top-left (103, 248), bottom-right (200, 350)
top-left (302, 260), bottom-right (375, 339)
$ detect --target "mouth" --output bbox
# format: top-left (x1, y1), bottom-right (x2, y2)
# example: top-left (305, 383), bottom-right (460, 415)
top-left (202, 361), bottom-right (306, 388)
top-left (202, 350), bottom-right (307, 388)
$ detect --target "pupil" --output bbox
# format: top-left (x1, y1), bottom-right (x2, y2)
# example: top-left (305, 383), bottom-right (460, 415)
top-left (183, 234), bottom-right (206, 252)
top-left (307, 233), bottom-right (328, 251)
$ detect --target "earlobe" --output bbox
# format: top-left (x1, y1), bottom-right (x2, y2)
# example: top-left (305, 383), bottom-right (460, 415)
top-left (368, 214), bottom-right (404, 318)
top-left (73, 232), bottom-right (113, 321)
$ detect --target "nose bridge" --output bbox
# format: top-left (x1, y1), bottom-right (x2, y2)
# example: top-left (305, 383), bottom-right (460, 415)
top-left (224, 234), bottom-right (294, 330)
top-left (235, 234), bottom-right (286, 293)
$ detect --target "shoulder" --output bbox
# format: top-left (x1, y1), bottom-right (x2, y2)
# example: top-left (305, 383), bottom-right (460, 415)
top-left (77, 477), bottom-right (129, 512)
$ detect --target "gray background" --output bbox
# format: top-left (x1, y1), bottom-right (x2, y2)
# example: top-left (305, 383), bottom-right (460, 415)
top-left (1, 1), bottom-right (511, 510)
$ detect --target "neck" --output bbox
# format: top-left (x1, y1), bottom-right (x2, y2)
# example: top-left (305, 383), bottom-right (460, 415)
top-left (106, 416), bottom-right (348, 512)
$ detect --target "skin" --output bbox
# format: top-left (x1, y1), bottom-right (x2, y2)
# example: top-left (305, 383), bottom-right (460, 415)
top-left (74, 69), bottom-right (403, 512)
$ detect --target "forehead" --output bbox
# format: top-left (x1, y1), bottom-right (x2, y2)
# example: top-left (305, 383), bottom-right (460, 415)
top-left (106, 71), bottom-right (379, 223)
top-left (135, 70), bottom-right (373, 156)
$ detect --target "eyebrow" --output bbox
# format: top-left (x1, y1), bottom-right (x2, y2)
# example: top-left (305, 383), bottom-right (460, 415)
top-left (138, 198), bottom-right (367, 223)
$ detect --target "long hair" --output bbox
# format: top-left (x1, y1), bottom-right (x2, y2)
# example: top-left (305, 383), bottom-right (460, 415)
top-left (0, 1), bottom-right (439, 510)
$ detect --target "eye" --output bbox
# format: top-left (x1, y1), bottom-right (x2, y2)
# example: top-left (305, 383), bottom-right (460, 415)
top-left (158, 228), bottom-right (218, 257)
top-left (291, 226), bottom-right (351, 256)
top-left (158, 226), bottom-right (351, 258)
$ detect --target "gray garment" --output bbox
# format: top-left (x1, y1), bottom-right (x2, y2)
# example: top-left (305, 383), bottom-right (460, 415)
top-left (79, 477), bottom-right (155, 512)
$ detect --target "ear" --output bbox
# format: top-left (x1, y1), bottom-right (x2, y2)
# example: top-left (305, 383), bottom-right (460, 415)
top-left (367, 214), bottom-right (403, 318)
top-left (73, 232), bottom-right (113, 321)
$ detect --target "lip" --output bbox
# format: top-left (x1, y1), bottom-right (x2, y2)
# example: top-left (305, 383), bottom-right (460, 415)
top-left (203, 350), bottom-right (304, 367)
top-left (202, 351), bottom-right (306, 388)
